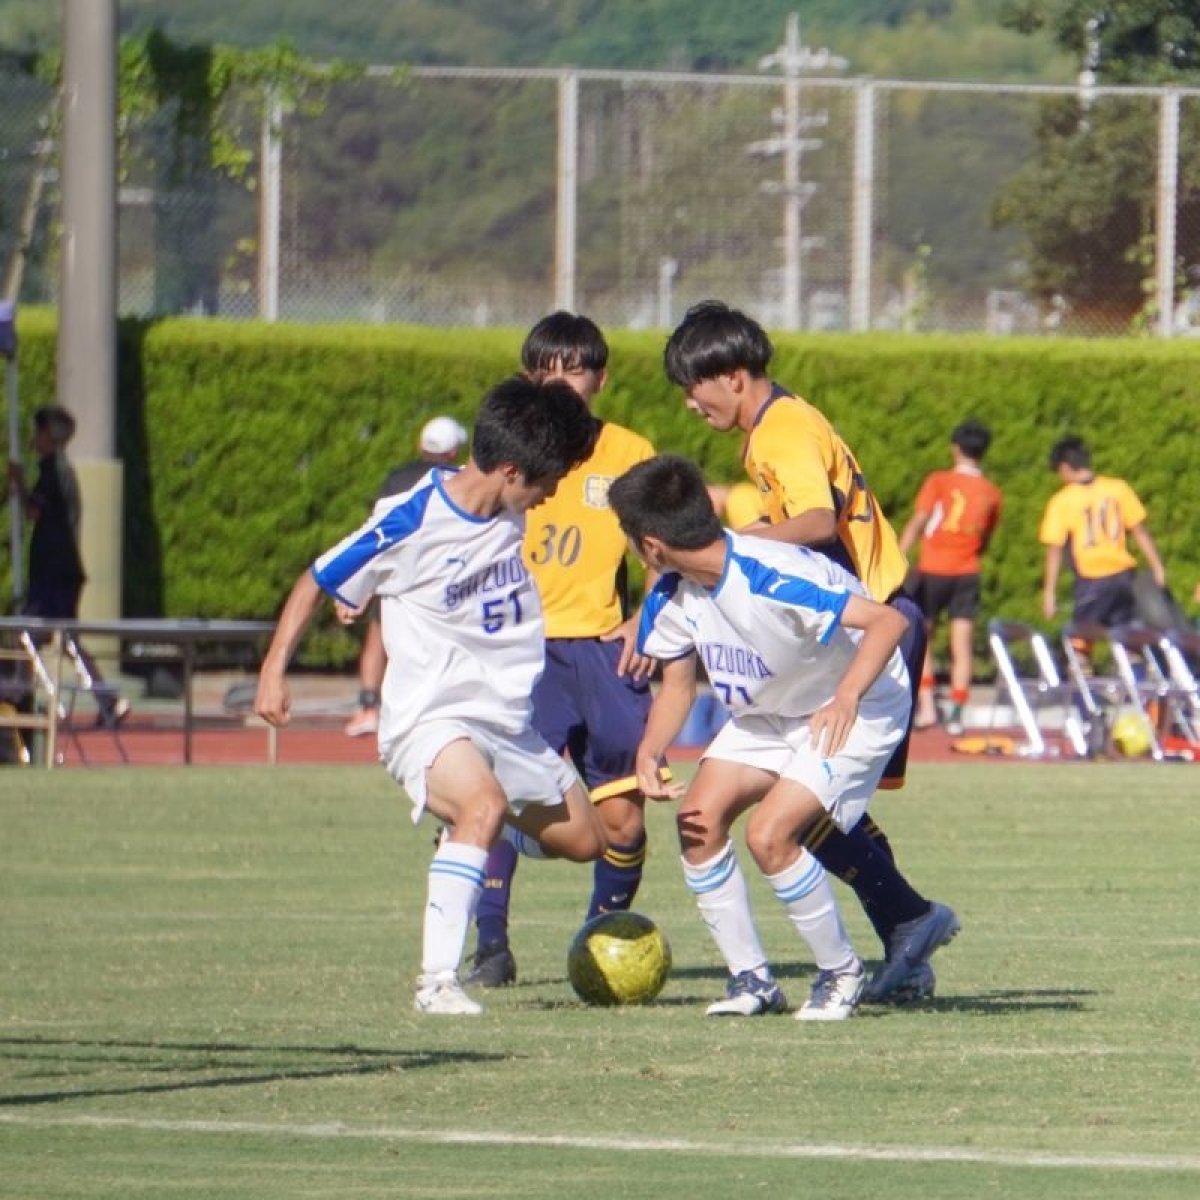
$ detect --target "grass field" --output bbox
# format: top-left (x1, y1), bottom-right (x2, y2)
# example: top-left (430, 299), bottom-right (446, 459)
top-left (2, 762), bottom-right (1198, 1198)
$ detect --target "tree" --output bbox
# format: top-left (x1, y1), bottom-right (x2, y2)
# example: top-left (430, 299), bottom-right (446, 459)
top-left (994, 1), bottom-right (1200, 330)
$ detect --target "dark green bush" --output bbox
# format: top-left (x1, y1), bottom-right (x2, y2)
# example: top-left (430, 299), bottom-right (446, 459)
top-left (5, 312), bottom-right (1198, 668)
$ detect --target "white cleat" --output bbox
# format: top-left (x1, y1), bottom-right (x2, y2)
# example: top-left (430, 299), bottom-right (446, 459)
top-left (414, 971), bottom-right (483, 1016)
top-left (796, 960), bottom-right (865, 1022)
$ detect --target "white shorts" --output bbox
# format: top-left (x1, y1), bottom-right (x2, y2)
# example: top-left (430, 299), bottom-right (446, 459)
top-left (384, 719), bottom-right (582, 824)
top-left (702, 708), bottom-right (905, 833)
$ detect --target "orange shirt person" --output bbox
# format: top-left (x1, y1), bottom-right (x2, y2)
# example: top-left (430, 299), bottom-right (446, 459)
top-left (898, 420), bottom-right (1002, 734)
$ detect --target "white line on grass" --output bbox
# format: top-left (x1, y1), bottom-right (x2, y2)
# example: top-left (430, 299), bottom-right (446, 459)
top-left (1, 1113), bottom-right (1198, 1175)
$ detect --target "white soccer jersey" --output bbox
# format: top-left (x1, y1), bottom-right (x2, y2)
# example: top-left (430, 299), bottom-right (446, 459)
top-left (637, 531), bottom-right (910, 719)
top-left (312, 468), bottom-right (544, 754)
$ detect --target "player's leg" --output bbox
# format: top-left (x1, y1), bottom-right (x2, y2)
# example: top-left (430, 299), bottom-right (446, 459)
top-left (910, 573), bottom-right (940, 729)
top-left (575, 638), bottom-right (659, 920)
top-left (410, 735), bottom-right (514, 1015)
top-left (467, 643), bottom-right (583, 986)
top-left (745, 778), bottom-right (864, 1021)
top-left (676, 755), bottom-right (787, 1016)
top-left (945, 574), bottom-right (981, 736)
top-left (781, 700), bottom-right (959, 1005)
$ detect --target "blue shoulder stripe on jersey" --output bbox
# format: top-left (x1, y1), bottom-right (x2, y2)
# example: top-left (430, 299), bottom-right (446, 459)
top-left (727, 546), bottom-right (850, 645)
top-left (312, 483), bottom-right (436, 598)
top-left (637, 571), bottom-right (683, 655)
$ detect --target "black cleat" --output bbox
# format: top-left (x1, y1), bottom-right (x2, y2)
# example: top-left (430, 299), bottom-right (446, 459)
top-left (464, 942), bottom-right (517, 988)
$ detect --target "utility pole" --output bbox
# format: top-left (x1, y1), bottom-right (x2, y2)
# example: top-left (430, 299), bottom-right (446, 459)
top-left (752, 14), bottom-right (846, 330)
top-left (60, 0), bottom-right (122, 623)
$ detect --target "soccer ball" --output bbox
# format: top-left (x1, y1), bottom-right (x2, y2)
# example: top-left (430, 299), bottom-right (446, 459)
top-left (1111, 712), bottom-right (1152, 758)
top-left (567, 911), bottom-right (672, 1006)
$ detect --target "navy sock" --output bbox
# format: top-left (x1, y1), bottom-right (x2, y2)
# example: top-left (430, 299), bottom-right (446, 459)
top-left (586, 833), bottom-right (647, 920)
top-left (858, 813), bottom-right (895, 864)
top-left (475, 838), bottom-right (518, 949)
top-left (803, 816), bottom-right (927, 950)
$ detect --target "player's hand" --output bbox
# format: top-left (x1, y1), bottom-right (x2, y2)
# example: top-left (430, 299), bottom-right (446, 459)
top-left (334, 600), bottom-right (367, 625)
top-left (1152, 564), bottom-right (1167, 588)
top-left (1042, 594), bottom-right (1057, 621)
top-left (636, 747), bottom-right (684, 800)
top-left (809, 691), bottom-right (858, 758)
top-left (603, 616), bottom-right (655, 681)
top-left (254, 672), bottom-right (291, 727)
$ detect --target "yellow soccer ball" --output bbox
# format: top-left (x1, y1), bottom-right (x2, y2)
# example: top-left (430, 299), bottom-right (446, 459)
top-left (1111, 712), bottom-right (1153, 758)
top-left (567, 911), bottom-right (672, 1006)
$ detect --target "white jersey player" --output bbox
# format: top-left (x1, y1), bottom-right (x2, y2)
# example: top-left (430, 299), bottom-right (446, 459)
top-left (256, 376), bottom-right (607, 1017)
top-left (607, 454), bottom-right (959, 1022)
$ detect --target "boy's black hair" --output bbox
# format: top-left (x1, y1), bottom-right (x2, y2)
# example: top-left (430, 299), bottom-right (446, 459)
top-left (473, 375), bottom-right (596, 481)
top-left (951, 419), bottom-right (991, 462)
top-left (33, 405), bottom-right (76, 446)
top-left (663, 300), bottom-right (773, 389)
top-left (521, 311), bottom-right (608, 374)
top-left (608, 455), bottom-right (723, 552)
top-left (1049, 435), bottom-right (1091, 471)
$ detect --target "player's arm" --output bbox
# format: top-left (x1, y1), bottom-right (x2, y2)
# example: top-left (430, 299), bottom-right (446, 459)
top-left (603, 566), bottom-right (660, 681)
top-left (741, 507), bottom-right (838, 548)
top-left (255, 570), bottom-right (325, 727)
top-left (1042, 543), bottom-right (1063, 621)
top-left (809, 593), bottom-right (908, 757)
top-left (1130, 523), bottom-right (1166, 587)
top-left (897, 507), bottom-right (930, 557)
top-left (634, 653), bottom-right (695, 799)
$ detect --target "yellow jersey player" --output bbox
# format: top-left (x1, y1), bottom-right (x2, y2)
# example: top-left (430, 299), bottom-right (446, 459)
top-left (466, 313), bottom-right (662, 988)
top-left (662, 300), bottom-right (952, 1004)
top-left (1040, 435), bottom-right (1165, 630)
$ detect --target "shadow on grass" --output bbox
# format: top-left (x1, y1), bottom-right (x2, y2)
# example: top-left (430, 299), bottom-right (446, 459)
top-left (0, 1037), bottom-right (505, 1107)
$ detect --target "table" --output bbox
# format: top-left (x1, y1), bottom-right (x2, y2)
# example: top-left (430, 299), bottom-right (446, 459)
top-left (0, 616), bottom-right (275, 765)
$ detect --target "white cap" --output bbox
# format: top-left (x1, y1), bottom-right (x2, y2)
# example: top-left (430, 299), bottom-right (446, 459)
top-left (419, 415), bottom-right (468, 455)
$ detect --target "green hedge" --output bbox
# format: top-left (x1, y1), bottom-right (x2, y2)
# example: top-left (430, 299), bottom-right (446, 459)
top-left (5, 311), bottom-right (1199, 667)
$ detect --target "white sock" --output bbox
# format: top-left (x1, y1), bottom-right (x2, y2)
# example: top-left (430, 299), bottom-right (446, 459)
top-left (681, 840), bottom-right (770, 979)
top-left (421, 842), bottom-right (488, 976)
top-left (502, 823), bottom-right (550, 860)
top-left (766, 849), bottom-right (858, 973)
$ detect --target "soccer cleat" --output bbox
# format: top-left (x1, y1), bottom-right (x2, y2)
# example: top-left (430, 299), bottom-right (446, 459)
top-left (796, 959), bottom-right (865, 1022)
top-left (705, 969), bottom-right (788, 1016)
top-left (463, 942), bottom-right (517, 988)
top-left (344, 707), bottom-right (380, 737)
top-left (890, 961), bottom-right (936, 1003)
top-left (414, 971), bottom-right (483, 1016)
top-left (945, 704), bottom-right (965, 736)
top-left (865, 902), bottom-right (960, 1003)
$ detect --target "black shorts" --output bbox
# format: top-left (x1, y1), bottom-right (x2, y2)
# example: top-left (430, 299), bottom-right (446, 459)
top-left (910, 571), bottom-right (981, 621)
top-left (1073, 570), bottom-right (1136, 627)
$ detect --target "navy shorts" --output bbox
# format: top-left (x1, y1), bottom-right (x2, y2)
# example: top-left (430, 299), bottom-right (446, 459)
top-left (531, 637), bottom-right (651, 800)
top-left (910, 571), bottom-right (981, 621)
top-left (1073, 570), bottom-right (1136, 627)
top-left (881, 591), bottom-right (926, 788)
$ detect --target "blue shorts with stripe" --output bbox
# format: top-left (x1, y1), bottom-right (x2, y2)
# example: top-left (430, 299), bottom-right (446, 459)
top-left (531, 637), bottom-right (651, 800)
top-left (881, 591), bottom-right (926, 788)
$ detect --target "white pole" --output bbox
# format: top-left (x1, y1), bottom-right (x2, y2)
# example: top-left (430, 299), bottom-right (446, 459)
top-left (849, 81), bottom-right (875, 333)
top-left (1155, 89), bottom-right (1180, 339)
top-left (554, 70), bottom-right (579, 313)
top-left (781, 14), bottom-right (801, 331)
top-left (259, 89), bottom-right (283, 322)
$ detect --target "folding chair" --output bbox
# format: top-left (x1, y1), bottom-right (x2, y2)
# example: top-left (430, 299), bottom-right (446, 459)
top-left (1075, 623), bottom-right (1200, 761)
top-left (1158, 629), bottom-right (1200, 735)
top-left (987, 619), bottom-right (1093, 758)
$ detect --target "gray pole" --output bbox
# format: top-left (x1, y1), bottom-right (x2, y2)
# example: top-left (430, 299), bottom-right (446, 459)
top-left (1155, 90), bottom-right (1179, 339)
top-left (849, 81), bottom-right (875, 333)
top-left (258, 89), bottom-right (283, 322)
top-left (59, 0), bottom-right (122, 623)
top-left (554, 70), bottom-right (578, 313)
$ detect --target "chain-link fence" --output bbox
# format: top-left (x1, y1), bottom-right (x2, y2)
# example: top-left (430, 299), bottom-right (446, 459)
top-left (3, 59), bottom-right (1200, 337)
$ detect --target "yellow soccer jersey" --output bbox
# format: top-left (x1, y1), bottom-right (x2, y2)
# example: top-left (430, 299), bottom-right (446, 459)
top-left (744, 388), bottom-right (909, 602)
top-left (1038, 475), bottom-right (1145, 579)
top-left (524, 420), bottom-right (656, 638)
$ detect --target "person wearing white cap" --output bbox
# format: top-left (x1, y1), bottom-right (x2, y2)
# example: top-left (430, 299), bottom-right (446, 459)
top-left (344, 415), bottom-right (469, 737)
